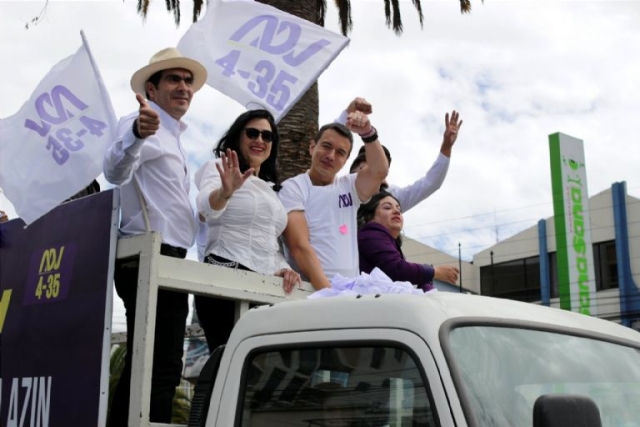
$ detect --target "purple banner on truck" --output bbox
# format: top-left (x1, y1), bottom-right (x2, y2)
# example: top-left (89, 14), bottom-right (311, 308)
top-left (0, 190), bottom-right (118, 427)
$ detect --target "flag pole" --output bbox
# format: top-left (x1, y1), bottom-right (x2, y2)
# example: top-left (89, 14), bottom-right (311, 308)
top-left (79, 30), bottom-right (117, 132)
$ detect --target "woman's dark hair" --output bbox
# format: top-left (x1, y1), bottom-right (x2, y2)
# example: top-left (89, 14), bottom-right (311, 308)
top-left (214, 109), bottom-right (281, 189)
top-left (357, 191), bottom-right (403, 247)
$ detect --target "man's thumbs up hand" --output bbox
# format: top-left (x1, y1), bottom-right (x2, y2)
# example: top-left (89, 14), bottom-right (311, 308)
top-left (134, 93), bottom-right (160, 139)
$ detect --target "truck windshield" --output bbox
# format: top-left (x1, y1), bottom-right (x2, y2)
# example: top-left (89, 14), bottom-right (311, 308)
top-left (448, 326), bottom-right (640, 427)
top-left (239, 345), bottom-right (438, 426)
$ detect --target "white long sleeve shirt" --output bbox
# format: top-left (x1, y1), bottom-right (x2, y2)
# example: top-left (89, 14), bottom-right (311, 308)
top-left (388, 153), bottom-right (450, 212)
top-left (335, 109), bottom-right (450, 212)
top-left (103, 102), bottom-right (196, 250)
top-left (195, 159), bottom-right (289, 274)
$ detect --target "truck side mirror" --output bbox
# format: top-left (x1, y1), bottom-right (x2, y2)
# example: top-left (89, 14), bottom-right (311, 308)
top-left (533, 394), bottom-right (602, 427)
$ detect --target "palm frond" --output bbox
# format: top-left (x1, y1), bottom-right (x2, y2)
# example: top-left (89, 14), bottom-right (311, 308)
top-left (384, 0), bottom-right (425, 35)
top-left (333, 0), bottom-right (353, 36)
top-left (193, 0), bottom-right (204, 23)
top-left (24, 0), bottom-right (49, 29)
top-left (317, 0), bottom-right (328, 27)
top-left (460, 0), bottom-right (473, 14)
top-left (411, 0), bottom-right (424, 28)
top-left (137, 0), bottom-right (150, 20)
top-left (391, 0), bottom-right (403, 35)
top-left (384, 0), bottom-right (391, 27)
top-left (166, 0), bottom-right (180, 26)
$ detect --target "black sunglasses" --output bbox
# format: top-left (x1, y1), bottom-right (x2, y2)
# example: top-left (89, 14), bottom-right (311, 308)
top-left (244, 128), bottom-right (273, 143)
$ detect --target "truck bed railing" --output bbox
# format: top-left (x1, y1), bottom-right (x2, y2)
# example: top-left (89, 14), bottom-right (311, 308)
top-left (116, 231), bottom-right (314, 427)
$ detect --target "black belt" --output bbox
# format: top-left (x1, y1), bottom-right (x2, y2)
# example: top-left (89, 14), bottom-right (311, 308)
top-left (160, 243), bottom-right (187, 259)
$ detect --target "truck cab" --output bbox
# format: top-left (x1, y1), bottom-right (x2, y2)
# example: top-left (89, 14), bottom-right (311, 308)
top-left (192, 293), bottom-right (640, 427)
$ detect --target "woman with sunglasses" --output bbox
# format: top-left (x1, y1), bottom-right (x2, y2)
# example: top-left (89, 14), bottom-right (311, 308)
top-left (194, 109), bottom-right (300, 352)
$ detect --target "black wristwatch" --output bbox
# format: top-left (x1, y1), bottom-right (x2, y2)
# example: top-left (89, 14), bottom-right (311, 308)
top-left (360, 126), bottom-right (378, 144)
top-left (132, 119), bottom-right (143, 139)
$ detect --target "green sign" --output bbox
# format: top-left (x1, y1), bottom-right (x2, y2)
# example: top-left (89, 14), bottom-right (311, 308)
top-left (549, 133), bottom-right (597, 316)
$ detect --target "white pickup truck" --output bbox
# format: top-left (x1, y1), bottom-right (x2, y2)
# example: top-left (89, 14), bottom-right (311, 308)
top-left (107, 225), bottom-right (638, 427)
top-left (185, 292), bottom-right (640, 427)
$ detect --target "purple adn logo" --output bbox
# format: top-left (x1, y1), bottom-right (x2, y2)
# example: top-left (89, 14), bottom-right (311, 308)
top-left (215, 15), bottom-right (332, 112)
top-left (338, 193), bottom-right (353, 209)
top-left (24, 243), bottom-right (77, 305)
top-left (24, 85), bottom-right (107, 166)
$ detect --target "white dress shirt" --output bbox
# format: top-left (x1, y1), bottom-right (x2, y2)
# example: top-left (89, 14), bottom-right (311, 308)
top-left (103, 101), bottom-right (196, 249)
top-left (195, 159), bottom-right (289, 274)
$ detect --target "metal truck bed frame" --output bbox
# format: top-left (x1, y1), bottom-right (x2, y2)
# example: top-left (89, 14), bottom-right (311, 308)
top-left (115, 232), bottom-right (313, 427)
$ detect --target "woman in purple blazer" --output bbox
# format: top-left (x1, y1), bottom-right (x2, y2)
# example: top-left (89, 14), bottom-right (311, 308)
top-left (357, 191), bottom-right (459, 289)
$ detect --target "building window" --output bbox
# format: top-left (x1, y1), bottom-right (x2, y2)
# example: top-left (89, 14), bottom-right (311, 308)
top-left (593, 240), bottom-right (618, 291)
top-left (480, 256), bottom-right (541, 303)
top-left (548, 241), bottom-right (618, 296)
top-left (484, 240), bottom-right (619, 303)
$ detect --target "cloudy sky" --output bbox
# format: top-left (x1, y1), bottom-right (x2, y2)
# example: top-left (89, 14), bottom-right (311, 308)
top-left (2, 1), bottom-right (639, 328)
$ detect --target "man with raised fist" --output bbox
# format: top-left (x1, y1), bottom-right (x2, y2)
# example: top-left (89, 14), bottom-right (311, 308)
top-left (279, 111), bottom-right (389, 290)
top-left (103, 47), bottom-right (207, 426)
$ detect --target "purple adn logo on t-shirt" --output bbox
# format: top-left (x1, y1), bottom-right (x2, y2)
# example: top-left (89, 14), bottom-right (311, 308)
top-left (338, 193), bottom-right (353, 208)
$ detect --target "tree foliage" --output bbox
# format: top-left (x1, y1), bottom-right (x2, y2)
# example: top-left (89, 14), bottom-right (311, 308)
top-left (137, 0), bottom-right (476, 35)
top-left (129, 0), bottom-right (478, 178)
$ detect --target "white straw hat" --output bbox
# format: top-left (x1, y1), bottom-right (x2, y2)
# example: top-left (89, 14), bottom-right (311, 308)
top-left (130, 47), bottom-right (207, 95)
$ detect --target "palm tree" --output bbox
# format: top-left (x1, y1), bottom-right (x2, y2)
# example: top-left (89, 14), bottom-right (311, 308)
top-left (136, 0), bottom-right (474, 179)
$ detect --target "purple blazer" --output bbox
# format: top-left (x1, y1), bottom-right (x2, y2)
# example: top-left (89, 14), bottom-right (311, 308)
top-left (358, 222), bottom-right (434, 290)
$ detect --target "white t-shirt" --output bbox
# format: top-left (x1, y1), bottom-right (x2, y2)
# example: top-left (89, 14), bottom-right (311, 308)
top-left (195, 159), bottom-right (289, 274)
top-left (278, 172), bottom-right (361, 280)
top-left (103, 102), bottom-right (196, 249)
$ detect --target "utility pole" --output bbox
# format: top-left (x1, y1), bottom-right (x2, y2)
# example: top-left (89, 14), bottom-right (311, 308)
top-left (458, 242), bottom-right (462, 293)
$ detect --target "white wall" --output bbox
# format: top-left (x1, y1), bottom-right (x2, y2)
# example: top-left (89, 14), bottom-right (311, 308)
top-left (402, 236), bottom-right (478, 293)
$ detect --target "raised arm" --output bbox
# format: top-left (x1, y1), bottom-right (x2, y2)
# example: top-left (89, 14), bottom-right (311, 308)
top-left (440, 110), bottom-right (463, 158)
top-left (334, 97), bottom-right (372, 125)
top-left (208, 150), bottom-right (253, 212)
top-left (389, 110), bottom-right (462, 212)
top-left (103, 94), bottom-right (160, 185)
top-left (349, 112), bottom-right (388, 202)
top-left (282, 211), bottom-right (331, 290)
top-left (195, 149), bottom-right (254, 223)
top-left (388, 155), bottom-right (449, 213)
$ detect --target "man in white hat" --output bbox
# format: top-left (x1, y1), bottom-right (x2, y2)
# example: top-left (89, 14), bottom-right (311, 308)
top-left (103, 47), bottom-right (207, 426)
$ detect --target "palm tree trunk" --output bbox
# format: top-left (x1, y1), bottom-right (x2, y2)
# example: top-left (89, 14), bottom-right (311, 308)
top-left (276, 83), bottom-right (318, 181)
top-left (256, 0), bottom-right (319, 181)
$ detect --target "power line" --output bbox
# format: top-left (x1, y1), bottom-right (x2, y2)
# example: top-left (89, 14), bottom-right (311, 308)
top-left (401, 195), bottom-right (640, 258)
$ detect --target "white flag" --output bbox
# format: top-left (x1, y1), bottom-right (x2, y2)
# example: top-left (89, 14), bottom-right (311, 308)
top-left (0, 33), bottom-right (117, 225)
top-left (178, 0), bottom-right (349, 122)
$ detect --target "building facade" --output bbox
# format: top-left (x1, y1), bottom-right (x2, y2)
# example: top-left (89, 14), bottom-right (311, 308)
top-left (404, 182), bottom-right (640, 330)
top-left (474, 182), bottom-right (640, 329)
